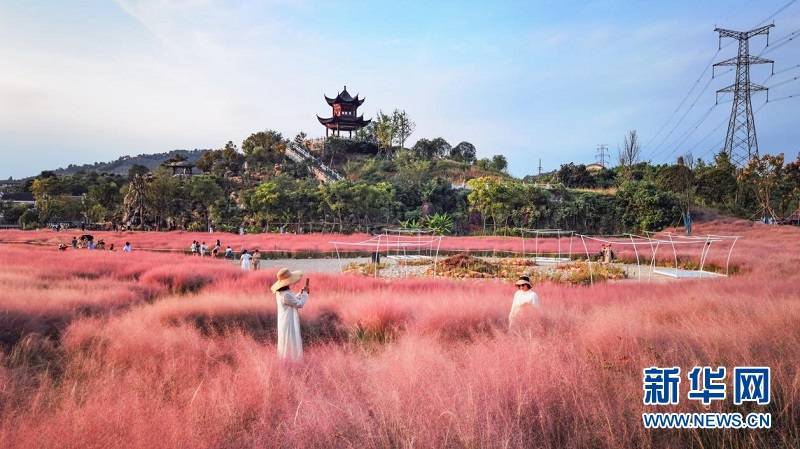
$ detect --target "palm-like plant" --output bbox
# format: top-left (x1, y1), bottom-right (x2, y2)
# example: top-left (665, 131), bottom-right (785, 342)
top-left (424, 213), bottom-right (454, 235)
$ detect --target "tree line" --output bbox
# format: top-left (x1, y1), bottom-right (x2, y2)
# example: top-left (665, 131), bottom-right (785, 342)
top-left (3, 124), bottom-right (798, 234)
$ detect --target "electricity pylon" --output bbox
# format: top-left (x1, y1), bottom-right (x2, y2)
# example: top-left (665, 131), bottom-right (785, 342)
top-left (713, 25), bottom-right (774, 167)
top-left (595, 144), bottom-right (609, 168)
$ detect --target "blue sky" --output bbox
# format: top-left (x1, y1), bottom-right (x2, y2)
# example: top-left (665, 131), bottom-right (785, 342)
top-left (1, 0), bottom-right (799, 179)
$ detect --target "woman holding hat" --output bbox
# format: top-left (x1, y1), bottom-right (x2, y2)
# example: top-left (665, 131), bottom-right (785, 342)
top-left (271, 268), bottom-right (309, 360)
top-left (509, 275), bottom-right (540, 328)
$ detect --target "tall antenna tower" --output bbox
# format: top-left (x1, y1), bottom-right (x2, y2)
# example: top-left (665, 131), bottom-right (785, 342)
top-left (595, 144), bottom-right (609, 168)
top-left (713, 25), bottom-right (774, 167)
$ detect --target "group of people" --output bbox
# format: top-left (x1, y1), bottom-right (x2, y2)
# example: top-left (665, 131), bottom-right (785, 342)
top-left (187, 240), bottom-right (262, 272)
top-left (190, 239), bottom-right (236, 259)
top-left (597, 244), bottom-right (616, 263)
top-left (59, 236), bottom-right (131, 253)
top-left (239, 249), bottom-right (262, 271)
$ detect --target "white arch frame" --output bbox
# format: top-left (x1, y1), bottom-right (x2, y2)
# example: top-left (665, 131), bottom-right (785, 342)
top-left (330, 232), bottom-right (443, 278)
top-left (645, 232), bottom-right (741, 276)
top-left (518, 228), bottom-right (575, 264)
top-left (577, 233), bottom-right (739, 284)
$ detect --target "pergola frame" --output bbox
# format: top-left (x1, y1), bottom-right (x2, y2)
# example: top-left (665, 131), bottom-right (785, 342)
top-left (577, 233), bottom-right (740, 285)
top-left (331, 230), bottom-right (443, 277)
top-left (518, 228), bottom-right (574, 263)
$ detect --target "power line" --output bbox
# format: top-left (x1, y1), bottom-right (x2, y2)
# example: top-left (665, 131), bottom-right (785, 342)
top-left (647, 67), bottom-right (733, 161)
top-left (685, 115), bottom-right (730, 157)
top-left (754, 0), bottom-right (799, 26)
top-left (641, 49), bottom-right (721, 159)
top-left (767, 74), bottom-right (800, 89)
top-left (768, 91), bottom-right (800, 102)
top-left (759, 27), bottom-right (800, 55)
top-left (663, 102), bottom-right (728, 162)
top-left (773, 63), bottom-right (800, 76)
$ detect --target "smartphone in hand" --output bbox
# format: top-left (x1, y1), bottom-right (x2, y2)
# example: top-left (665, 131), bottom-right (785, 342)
top-left (303, 278), bottom-right (310, 293)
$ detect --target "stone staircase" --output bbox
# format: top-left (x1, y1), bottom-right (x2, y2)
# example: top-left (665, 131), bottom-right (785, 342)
top-left (285, 141), bottom-right (343, 183)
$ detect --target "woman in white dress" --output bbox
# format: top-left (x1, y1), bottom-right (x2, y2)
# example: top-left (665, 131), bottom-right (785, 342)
top-left (240, 249), bottom-right (252, 271)
top-left (271, 268), bottom-right (309, 360)
top-left (509, 276), bottom-right (540, 328)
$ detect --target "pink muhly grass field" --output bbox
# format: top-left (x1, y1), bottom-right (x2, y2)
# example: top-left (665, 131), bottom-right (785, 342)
top-left (0, 219), bottom-right (798, 448)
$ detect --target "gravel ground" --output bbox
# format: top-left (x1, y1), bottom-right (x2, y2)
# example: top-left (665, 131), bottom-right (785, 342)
top-left (232, 256), bottom-right (690, 282)
top-left (228, 257), bottom-right (368, 273)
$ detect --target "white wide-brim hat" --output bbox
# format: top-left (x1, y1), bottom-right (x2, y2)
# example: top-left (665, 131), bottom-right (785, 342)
top-left (271, 268), bottom-right (303, 293)
top-left (515, 279), bottom-right (532, 287)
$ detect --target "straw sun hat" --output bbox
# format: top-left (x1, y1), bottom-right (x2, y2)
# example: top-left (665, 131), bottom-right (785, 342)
top-left (271, 268), bottom-right (304, 293)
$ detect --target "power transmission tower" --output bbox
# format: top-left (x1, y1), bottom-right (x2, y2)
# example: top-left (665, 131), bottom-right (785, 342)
top-left (538, 158), bottom-right (542, 176)
top-left (595, 144), bottom-right (609, 168)
top-left (713, 25), bottom-right (775, 167)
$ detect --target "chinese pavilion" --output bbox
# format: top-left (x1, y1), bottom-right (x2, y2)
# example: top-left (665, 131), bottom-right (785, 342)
top-left (317, 86), bottom-right (371, 138)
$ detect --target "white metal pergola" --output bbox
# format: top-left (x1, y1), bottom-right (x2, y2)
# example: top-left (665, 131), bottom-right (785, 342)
top-left (518, 228), bottom-right (575, 264)
top-left (330, 230), bottom-right (443, 277)
top-left (577, 233), bottom-right (740, 285)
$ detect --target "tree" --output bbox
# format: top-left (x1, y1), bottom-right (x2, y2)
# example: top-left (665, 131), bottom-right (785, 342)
top-left (18, 208), bottom-right (39, 229)
top-left (656, 156), bottom-right (695, 217)
top-left (391, 109), bottom-right (415, 148)
top-left (451, 141), bottom-right (477, 164)
top-left (188, 176), bottom-right (224, 230)
top-left (618, 129), bottom-right (641, 179)
top-left (374, 111), bottom-right (395, 150)
top-left (431, 138), bottom-right (451, 159)
top-left (196, 142), bottom-right (245, 177)
top-left (249, 178), bottom-right (289, 226)
top-left (467, 176), bottom-right (515, 232)
top-left (87, 179), bottom-right (122, 211)
top-left (30, 176), bottom-right (60, 224)
top-left (695, 152), bottom-right (737, 208)
top-left (616, 181), bottom-right (681, 231)
top-left (128, 164), bottom-right (150, 180)
top-left (411, 137), bottom-right (451, 160)
top-left (738, 153), bottom-right (787, 221)
top-left (491, 154), bottom-right (508, 172)
top-left (557, 163), bottom-right (594, 188)
top-left (242, 131), bottom-right (286, 169)
top-left (122, 174), bottom-right (149, 228)
top-left (147, 170), bottom-right (182, 230)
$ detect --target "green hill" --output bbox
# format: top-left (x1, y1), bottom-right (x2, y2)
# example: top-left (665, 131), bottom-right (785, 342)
top-left (52, 149), bottom-right (208, 177)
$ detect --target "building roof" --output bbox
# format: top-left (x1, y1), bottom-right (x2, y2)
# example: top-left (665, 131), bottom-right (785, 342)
top-left (324, 86), bottom-right (365, 107)
top-left (317, 115), bottom-right (371, 131)
top-left (586, 163), bottom-right (605, 172)
top-left (0, 192), bottom-right (35, 202)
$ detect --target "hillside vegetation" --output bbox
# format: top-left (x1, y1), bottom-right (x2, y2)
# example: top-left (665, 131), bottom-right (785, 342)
top-left (2, 123), bottom-right (798, 235)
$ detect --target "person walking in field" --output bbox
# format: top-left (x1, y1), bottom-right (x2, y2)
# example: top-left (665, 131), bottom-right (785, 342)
top-left (252, 249), bottom-right (261, 271)
top-left (225, 245), bottom-right (233, 259)
top-left (509, 275), bottom-right (539, 328)
top-left (123, 242), bottom-right (132, 253)
top-left (240, 249), bottom-right (252, 271)
top-left (271, 268), bottom-right (309, 360)
top-left (191, 241), bottom-right (198, 256)
top-left (200, 241), bottom-right (208, 257)
top-left (212, 241), bottom-right (220, 258)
